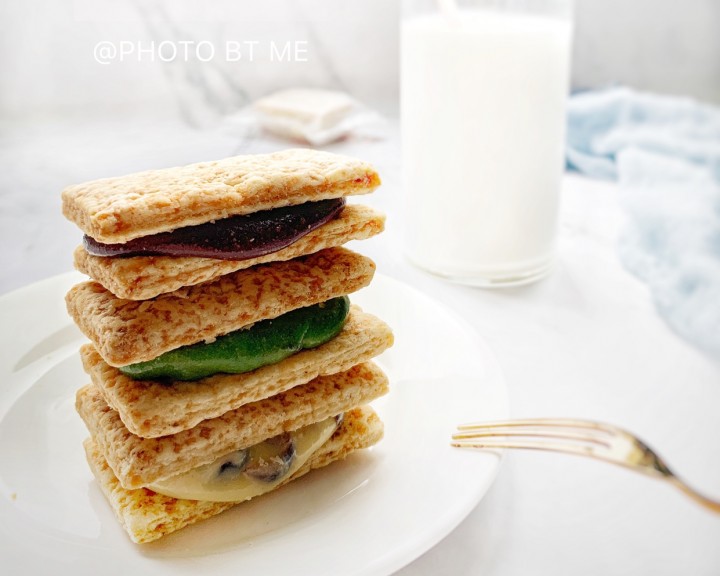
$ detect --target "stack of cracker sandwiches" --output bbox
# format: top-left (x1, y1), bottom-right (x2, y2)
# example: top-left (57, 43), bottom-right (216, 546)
top-left (61, 149), bottom-right (393, 544)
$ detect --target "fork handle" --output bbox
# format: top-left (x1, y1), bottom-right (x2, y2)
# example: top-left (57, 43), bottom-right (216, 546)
top-left (669, 477), bottom-right (720, 513)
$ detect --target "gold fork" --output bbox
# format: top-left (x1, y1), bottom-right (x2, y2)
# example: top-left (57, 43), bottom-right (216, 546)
top-left (452, 418), bottom-right (720, 513)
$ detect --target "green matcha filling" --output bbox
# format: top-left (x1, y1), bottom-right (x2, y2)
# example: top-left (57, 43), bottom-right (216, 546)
top-left (119, 296), bottom-right (350, 381)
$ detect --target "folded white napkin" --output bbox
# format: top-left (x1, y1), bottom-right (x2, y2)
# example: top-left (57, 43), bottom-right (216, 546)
top-left (253, 88), bottom-right (384, 145)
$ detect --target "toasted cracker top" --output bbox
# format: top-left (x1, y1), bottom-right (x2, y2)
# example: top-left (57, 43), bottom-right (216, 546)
top-left (65, 247), bottom-right (376, 367)
top-left (61, 148), bottom-right (381, 243)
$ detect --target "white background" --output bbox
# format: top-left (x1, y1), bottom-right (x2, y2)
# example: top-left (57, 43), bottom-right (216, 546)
top-left (1, 0), bottom-right (720, 125)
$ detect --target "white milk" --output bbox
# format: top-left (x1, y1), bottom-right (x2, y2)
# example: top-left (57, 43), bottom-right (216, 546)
top-left (401, 10), bottom-right (572, 285)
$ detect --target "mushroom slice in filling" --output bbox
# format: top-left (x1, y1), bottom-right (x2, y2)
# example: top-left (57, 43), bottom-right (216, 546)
top-left (147, 415), bottom-right (342, 502)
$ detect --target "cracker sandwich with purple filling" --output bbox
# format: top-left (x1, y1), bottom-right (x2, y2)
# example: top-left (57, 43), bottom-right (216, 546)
top-left (62, 148), bottom-right (384, 300)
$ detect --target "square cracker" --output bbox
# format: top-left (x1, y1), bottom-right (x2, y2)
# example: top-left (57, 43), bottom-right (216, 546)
top-left (62, 148), bottom-right (381, 244)
top-left (74, 204), bottom-right (385, 300)
top-left (84, 405), bottom-right (383, 544)
top-left (76, 361), bottom-right (388, 489)
top-left (82, 306), bottom-right (393, 437)
top-left (66, 247), bottom-right (375, 367)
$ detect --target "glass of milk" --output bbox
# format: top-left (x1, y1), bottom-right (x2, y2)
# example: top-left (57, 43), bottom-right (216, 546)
top-left (401, 0), bottom-right (573, 287)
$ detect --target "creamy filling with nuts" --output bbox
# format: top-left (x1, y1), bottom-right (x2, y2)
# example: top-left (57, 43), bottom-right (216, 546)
top-left (147, 414), bottom-right (342, 502)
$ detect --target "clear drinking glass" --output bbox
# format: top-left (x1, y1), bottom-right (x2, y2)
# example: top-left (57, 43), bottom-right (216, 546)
top-left (401, 0), bottom-right (573, 287)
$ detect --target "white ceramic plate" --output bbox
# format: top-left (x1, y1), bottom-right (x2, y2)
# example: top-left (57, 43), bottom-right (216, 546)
top-left (0, 272), bottom-right (508, 576)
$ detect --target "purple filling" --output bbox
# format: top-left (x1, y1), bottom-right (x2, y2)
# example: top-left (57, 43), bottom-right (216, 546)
top-left (84, 198), bottom-right (345, 260)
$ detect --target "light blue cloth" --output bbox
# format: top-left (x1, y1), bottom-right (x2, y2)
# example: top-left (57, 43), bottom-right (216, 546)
top-left (566, 87), bottom-right (720, 360)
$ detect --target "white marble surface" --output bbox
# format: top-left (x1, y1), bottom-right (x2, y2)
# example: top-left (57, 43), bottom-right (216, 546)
top-left (1, 117), bottom-right (719, 574)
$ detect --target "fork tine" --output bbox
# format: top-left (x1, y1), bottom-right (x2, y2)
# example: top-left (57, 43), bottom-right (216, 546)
top-left (451, 439), bottom-right (601, 459)
top-left (457, 418), bottom-right (618, 435)
top-left (452, 429), bottom-right (611, 448)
